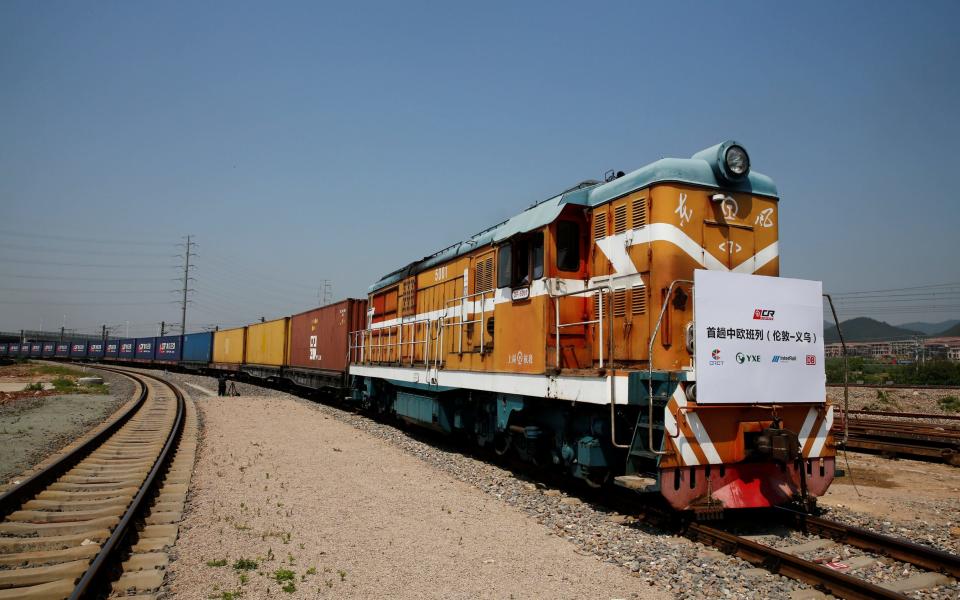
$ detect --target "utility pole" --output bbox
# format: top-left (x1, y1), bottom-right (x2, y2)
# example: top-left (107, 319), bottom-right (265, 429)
top-left (60, 327), bottom-right (65, 343)
top-left (101, 324), bottom-right (107, 344)
top-left (320, 279), bottom-right (333, 306)
top-left (160, 321), bottom-right (166, 336)
top-left (179, 235), bottom-right (196, 336)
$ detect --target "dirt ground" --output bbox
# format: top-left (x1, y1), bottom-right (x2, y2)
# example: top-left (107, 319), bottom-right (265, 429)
top-left (168, 395), bottom-right (658, 600)
top-left (820, 450), bottom-right (960, 526)
top-left (0, 363), bottom-right (133, 485)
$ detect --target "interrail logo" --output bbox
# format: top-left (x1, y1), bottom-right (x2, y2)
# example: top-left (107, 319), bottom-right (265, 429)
top-left (771, 355), bottom-right (797, 363)
top-left (753, 309), bottom-right (775, 320)
top-left (709, 348), bottom-right (724, 366)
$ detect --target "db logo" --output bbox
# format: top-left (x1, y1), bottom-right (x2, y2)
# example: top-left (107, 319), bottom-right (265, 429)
top-left (753, 309), bottom-right (775, 320)
top-left (805, 355), bottom-right (817, 365)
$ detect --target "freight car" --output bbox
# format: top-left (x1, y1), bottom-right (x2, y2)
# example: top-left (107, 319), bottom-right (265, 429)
top-left (347, 141), bottom-right (834, 513)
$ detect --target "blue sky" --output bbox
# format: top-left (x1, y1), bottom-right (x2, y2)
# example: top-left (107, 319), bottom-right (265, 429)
top-left (2, 1), bottom-right (959, 336)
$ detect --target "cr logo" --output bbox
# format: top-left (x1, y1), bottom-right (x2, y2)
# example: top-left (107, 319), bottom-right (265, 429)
top-left (721, 197), bottom-right (739, 220)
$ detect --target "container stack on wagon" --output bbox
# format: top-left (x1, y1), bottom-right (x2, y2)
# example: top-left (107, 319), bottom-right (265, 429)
top-left (212, 327), bottom-right (245, 371)
top-left (26, 298), bottom-right (367, 396)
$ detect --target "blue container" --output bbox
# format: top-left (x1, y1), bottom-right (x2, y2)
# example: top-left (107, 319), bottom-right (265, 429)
top-left (156, 335), bottom-right (182, 362)
top-left (119, 339), bottom-right (136, 360)
top-left (135, 337), bottom-right (156, 360)
top-left (0, 343), bottom-right (8, 357)
top-left (9, 343), bottom-right (20, 356)
top-left (70, 341), bottom-right (88, 358)
top-left (55, 343), bottom-right (69, 358)
top-left (105, 341), bottom-right (119, 359)
top-left (42, 342), bottom-right (55, 357)
top-left (29, 343), bottom-right (42, 357)
top-left (182, 332), bottom-right (213, 364)
top-left (19, 343), bottom-right (30, 357)
top-left (87, 341), bottom-right (105, 359)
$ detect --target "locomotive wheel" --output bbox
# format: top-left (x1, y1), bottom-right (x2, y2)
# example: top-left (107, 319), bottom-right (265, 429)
top-left (583, 469), bottom-right (610, 488)
top-left (493, 433), bottom-right (512, 456)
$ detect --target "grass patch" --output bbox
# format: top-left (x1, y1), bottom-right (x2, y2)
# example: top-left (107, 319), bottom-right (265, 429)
top-left (206, 559), bottom-right (228, 567)
top-left (232, 558), bottom-right (258, 571)
top-left (281, 582), bottom-right (296, 593)
top-left (51, 377), bottom-right (78, 392)
top-left (939, 396), bottom-right (960, 413)
top-left (274, 569), bottom-right (295, 583)
top-left (30, 364), bottom-right (84, 377)
top-left (22, 382), bottom-right (44, 392)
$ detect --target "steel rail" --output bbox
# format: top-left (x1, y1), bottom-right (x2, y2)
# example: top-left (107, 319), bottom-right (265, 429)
top-left (68, 367), bottom-right (186, 599)
top-left (0, 368), bottom-right (148, 520)
top-left (684, 521), bottom-right (909, 600)
top-left (775, 507), bottom-right (960, 578)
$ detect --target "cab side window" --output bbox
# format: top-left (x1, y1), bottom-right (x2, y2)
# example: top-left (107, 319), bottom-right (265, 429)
top-left (497, 232), bottom-right (544, 288)
top-left (556, 221), bottom-right (580, 272)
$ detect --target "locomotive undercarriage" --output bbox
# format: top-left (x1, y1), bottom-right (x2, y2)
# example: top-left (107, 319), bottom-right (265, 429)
top-left (352, 374), bottom-right (834, 511)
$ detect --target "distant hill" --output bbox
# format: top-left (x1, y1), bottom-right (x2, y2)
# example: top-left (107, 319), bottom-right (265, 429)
top-left (899, 319), bottom-right (960, 335)
top-left (824, 317), bottom-right (922, 343)
top-left (938, 322), bottom-right (960, 337)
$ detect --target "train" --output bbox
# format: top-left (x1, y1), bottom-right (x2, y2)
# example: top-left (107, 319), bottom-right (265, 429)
top-left (3, 141), bottom-right (834, 516)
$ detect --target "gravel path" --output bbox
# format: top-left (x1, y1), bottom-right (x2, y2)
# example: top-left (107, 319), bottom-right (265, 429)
top-left (168, 393), bottom-right (658, 599)
top-left (0, 364), bottom-right (134, 485)
top-left (157, 371), bottom-right (960, 599)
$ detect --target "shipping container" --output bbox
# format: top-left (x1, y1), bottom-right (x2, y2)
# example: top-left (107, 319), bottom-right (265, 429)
top-left (42, 342), bottom-right (56, 357)
top-left (0, 343), bottom-right (8, 357)
top-left (70, 341), bottom-right (88, 359)
top-left (135, 337), bottom-right (156, 361)
top-left (88, 341), bottom-right (106, 359)
top-left (213, 327), bottom-right (245, 365)
top-left (288, 299), bottom-right (367, 374)
top-left (19, 343), bottom-right (30, 357)
top-left (156, 335), bottom-right (182, 362)
top-left (182, 332), bottom-right (213, 364)
top-left (9, 343), bottom-right (20, 356)
top-left (245, 318), bottom-right (288, 366)
top-left (29, 343), bottom-right (42, 357)
top-left (119, 339), bottom-right (136, 360)
top-left (55, 343), bottom-right (69, 358)
top-left (105, 341), bottom-right (120, 359)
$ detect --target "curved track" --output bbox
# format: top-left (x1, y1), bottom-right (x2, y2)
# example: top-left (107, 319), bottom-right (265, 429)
top-left (0, 367), bottom-right (185, 599)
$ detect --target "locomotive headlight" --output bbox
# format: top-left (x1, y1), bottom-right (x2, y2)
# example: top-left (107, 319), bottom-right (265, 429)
top-left (724, 144), bottom-right (750, 176)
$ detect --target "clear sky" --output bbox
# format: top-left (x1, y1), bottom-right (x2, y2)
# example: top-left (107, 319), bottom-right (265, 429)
top-left (2, 1), bottom-right (959, 337)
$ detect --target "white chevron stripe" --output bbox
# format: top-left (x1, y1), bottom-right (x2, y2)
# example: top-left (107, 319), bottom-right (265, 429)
top-left (797, 407), bottom-right (818, 452)
top-left (671, 386), bottom-right (722, 464)
top-left (808, 405), bottom-right (834, 458)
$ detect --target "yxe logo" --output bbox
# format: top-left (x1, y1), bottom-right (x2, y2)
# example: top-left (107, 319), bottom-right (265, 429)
top-left (772, 355), bottom-right (797, 363)
top-left (709, 348), bottom-right (724, 366)
top-left (736, 352), bottom-right (761, 364)
top-left (753, 308), bottom-right (775, 320)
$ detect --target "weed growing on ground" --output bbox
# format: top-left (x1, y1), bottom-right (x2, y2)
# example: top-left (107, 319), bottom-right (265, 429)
top-left (281, 582), bottom-right (296, 593)
top-left (338, 569), bottom-right (346, 582)
top-left (206, 559), bottom-right (228, 567)
top-left (305, 567), bottom-right (316, 575)
top-left (232, 558), bottom-right (258, 571)
top-left (22, 382), bottom-right (44, 391)
top-left (939, 396), bottom-right (960, 412)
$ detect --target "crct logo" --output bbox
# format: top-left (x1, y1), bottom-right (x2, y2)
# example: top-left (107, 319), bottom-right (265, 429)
top-left (753, 309), bottom-right (775, 320)
top-left (709, 349), bottom-right (724, 366)
top-left (736, 352), bottom-right (761, 364)
top-left (805, 355), bottom-right (817, 366)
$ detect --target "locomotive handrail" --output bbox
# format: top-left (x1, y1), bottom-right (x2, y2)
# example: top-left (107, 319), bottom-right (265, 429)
top-left (444, 288), bottom-right (495, 354)
top-left (349, 314), bottom-right (436, 370)
top-left (549, 284), bottom-right (613, 370)
top-left (647, 279), bottom-right (694, 456)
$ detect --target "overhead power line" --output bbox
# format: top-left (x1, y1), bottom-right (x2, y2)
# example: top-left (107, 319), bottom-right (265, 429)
top-left (0, 230), bottom-right (173, 246)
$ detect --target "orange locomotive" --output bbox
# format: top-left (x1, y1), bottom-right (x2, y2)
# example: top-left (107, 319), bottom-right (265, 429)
top-left (349, 141), bottom-right (834, 512)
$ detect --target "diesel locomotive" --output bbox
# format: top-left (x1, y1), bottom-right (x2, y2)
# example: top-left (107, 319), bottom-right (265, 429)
top-left (348, 141), bottom-right (834, 512)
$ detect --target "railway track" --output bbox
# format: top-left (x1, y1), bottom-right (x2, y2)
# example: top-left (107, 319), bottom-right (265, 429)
top-left (838, 411), bottom-right (960, 466)
top-left (0, 366), bottom-right (196, 599)
top-left (676, 506), bottom-right (960, 600)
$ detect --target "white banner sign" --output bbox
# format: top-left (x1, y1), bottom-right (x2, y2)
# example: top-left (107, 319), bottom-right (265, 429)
top-left (693, 270), bottom-right (825, 404)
